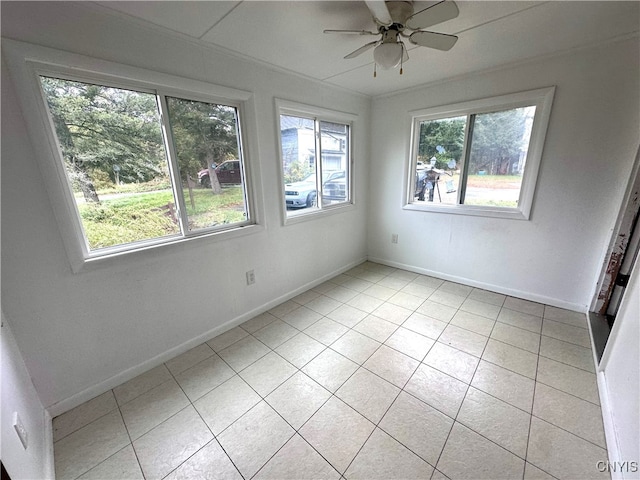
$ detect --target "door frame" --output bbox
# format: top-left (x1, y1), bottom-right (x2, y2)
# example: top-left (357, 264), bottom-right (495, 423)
top-left (589, 145), bottom-right (640, 359)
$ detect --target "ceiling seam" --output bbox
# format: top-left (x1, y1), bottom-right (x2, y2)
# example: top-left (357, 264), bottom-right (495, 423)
top-left (198, 1), bottom-right (244, 40)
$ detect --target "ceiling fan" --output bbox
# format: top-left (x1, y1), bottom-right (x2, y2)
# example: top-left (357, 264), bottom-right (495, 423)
top-left (324, 0), bottom-right (459, 75)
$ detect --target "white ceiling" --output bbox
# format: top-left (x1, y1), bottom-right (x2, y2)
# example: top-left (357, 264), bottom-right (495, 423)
top-left (95, 1), bottom-right (639, 97)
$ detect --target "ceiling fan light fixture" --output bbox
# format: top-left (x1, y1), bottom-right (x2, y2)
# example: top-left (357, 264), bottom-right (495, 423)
top-left (373, 42), bottom-right (403, 69)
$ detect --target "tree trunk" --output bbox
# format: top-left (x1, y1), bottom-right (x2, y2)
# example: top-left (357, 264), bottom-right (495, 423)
top-left (71, 160), bottom-right (100, 203)
top-left (53, 114), bottom-right (100, 203)
top-left (206, 154), bottom-right (222, 194)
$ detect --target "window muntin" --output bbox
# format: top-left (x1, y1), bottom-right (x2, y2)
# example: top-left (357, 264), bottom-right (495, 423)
top-left (279, 110), bottom-right (352, 218)
top-left (408, 88), bottom-right (554, 219)
top-left (39, 75), bottom-right (252, 254)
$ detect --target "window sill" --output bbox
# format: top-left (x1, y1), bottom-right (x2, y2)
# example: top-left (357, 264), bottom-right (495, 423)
top-left (403, 202), bottom-right (529, 220)
top-left (283, 202), bottom-right (356, 226)
top-left (71, 222), bottom-right (264, 273)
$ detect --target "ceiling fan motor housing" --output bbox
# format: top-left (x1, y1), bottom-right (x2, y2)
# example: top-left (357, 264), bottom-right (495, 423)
top-left (380, 27), bottom-right (401, 44)
top-left (386, 1), bottom-right (414, 26)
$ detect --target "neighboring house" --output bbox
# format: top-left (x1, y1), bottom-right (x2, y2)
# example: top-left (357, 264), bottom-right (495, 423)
top-left (280, 116), bottom-right (348, 173)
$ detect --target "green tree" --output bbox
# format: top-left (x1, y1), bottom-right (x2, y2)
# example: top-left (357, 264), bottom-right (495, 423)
top-left (418, 116), bottom-right (466, 170)
top-left (165, 97), bottom-right (239, 194)
top-left (468, 108), bottom-right (531, 175)
top-left (41, 77), bottom-right (167, 202)
top-left (283, 160), bottom-right (313, 184)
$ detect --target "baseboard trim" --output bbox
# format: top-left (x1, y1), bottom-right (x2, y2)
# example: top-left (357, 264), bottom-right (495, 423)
top-left (47, 257), bottom-right (367, 417)
top-left (596, 371), bottom-right (625, 479)
top-left (366, 256), bottom-right (587, 312)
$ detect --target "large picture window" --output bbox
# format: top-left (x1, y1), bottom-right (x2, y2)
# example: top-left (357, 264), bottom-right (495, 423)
top-left (277, 100), bottom-right (354, 221)
top-left (37, 76), bottom-right (252, 255)
top-left (3, 41), bottom-right (261, 271)
top-left (407, 87), bottom-right (555, 219)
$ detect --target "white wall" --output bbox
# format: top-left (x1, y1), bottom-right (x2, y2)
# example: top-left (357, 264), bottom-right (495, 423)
top-left (599, 257), bottom-right (639, 478)
top-left (1, 0), bottom-right (638, 422)
top-left (368, 37), bottom-right (640, 310)
top-left (1, 314), bottom-right (53, 480)
top-left (1, 2), bottom-right (369, 411)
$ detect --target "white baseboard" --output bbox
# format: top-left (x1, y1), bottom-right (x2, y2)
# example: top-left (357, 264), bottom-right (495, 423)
top-left (596, 371), bottom-right (625, 479)
top-left (46, 257), bottom-right (367, 417)
top-left (367, 256), bottom-right (587, 312)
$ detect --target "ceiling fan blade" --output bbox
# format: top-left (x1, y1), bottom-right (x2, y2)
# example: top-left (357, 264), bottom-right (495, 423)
top-left (409, 31), bottom-right (458, 51)
top-left (323, 29), bottom-right (378, 35)
top-left (364, 0), bottom-right (393, 26)
top-left (344, 40), bottom-right (379, 59)
top-left (406, 1), bottom-right (459, 30)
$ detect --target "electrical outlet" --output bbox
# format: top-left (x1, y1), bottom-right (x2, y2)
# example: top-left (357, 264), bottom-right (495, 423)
top-left (246, 270), bottom-right (255, 285)
top-left (391, 233), bottom-right (399, 244)
top-left (13, 412), bottom-right (28, 450)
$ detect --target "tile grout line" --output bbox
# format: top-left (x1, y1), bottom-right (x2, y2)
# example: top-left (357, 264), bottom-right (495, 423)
top-left (522, 317), bottom-right (544, 479)
top-left (156, 359), bottom-right (245, 480)
top-left (258, 264), bottom-right (424, 476)
top-left (423, 290), bottom-right (481, 475)
top-left (270, 271), bottom-right (587, 474)
top-left (54, 262), bottom-right (601, 480)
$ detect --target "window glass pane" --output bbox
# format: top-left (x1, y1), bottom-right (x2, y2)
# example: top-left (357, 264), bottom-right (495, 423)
top-left (464, 106), bottom-right (536, 207)
top-left (414, 116), bottom-right (466, 204)
top-left (319, 121), bottom-right (349, 206)
top-left (165, 97), bottom-right (248, 231)
top-left (280, 115), bottom-right (319, 212)
top-left (40, 76), bottom-right (179, 251)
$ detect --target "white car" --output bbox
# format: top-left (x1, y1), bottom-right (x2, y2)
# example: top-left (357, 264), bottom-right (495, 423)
top-left (285, 171), bottom-right (345, 208)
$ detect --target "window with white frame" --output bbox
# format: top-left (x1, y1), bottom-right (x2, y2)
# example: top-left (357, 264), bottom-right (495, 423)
top-left (277, 101), bottom-right (354, 220)
top-left (36, 74), bottom-right (253, 258)
top-left (1, 40), bottom-right (262, 271)
top-left (406, 87), bottom-right (555, 219)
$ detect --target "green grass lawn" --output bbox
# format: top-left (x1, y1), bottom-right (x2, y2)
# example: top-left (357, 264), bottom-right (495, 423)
top-left (465, 174), bottom-right (522, 208)
top-left (466, 174), bottom-right (523, 189)
top-left (184, 188), bottom-right (247, 230)
top-left (419, 173), bottom-right (522, 207)
top-left (78, 186), bottom-right (245, 249)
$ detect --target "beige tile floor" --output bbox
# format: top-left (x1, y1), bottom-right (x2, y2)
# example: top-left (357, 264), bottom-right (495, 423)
top-left (52, 262), bottom-right (609, 480)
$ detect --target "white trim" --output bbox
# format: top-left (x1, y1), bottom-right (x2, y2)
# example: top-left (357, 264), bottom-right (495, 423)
top-left (404, 87), bottom-right (555, 220)
top-left (276, 99), bottom-right (358, 124)
top-left (367, 255), bottom-right (587, 312)
top-left (45, 256), bottom-right (366, 416)
top-left (596, 369), bottom-right (640, 480)
top-left (42, 409), bottom-right (55, 480)
top-left (283, 202), bottom-right (358, 226)
top-left (274, 98), bottom-right (357, 226)
top-left (596, 371), bottom-right (625, 480)
top-left (592, 256), bottom-right (640, 479)
top-left (3, 39), bottom-right (265, 272)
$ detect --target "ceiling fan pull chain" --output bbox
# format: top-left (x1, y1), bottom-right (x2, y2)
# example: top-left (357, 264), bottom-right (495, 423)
top-left (374, 62), bottom-right (377, 78)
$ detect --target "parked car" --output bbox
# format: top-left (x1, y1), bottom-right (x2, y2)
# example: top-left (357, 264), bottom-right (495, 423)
top-left (198, 160), bottom-right (242, 187)
top-left (322, 174), bottom-right (347, 203)
top-left (285, 170), bottom-right (345, 209)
